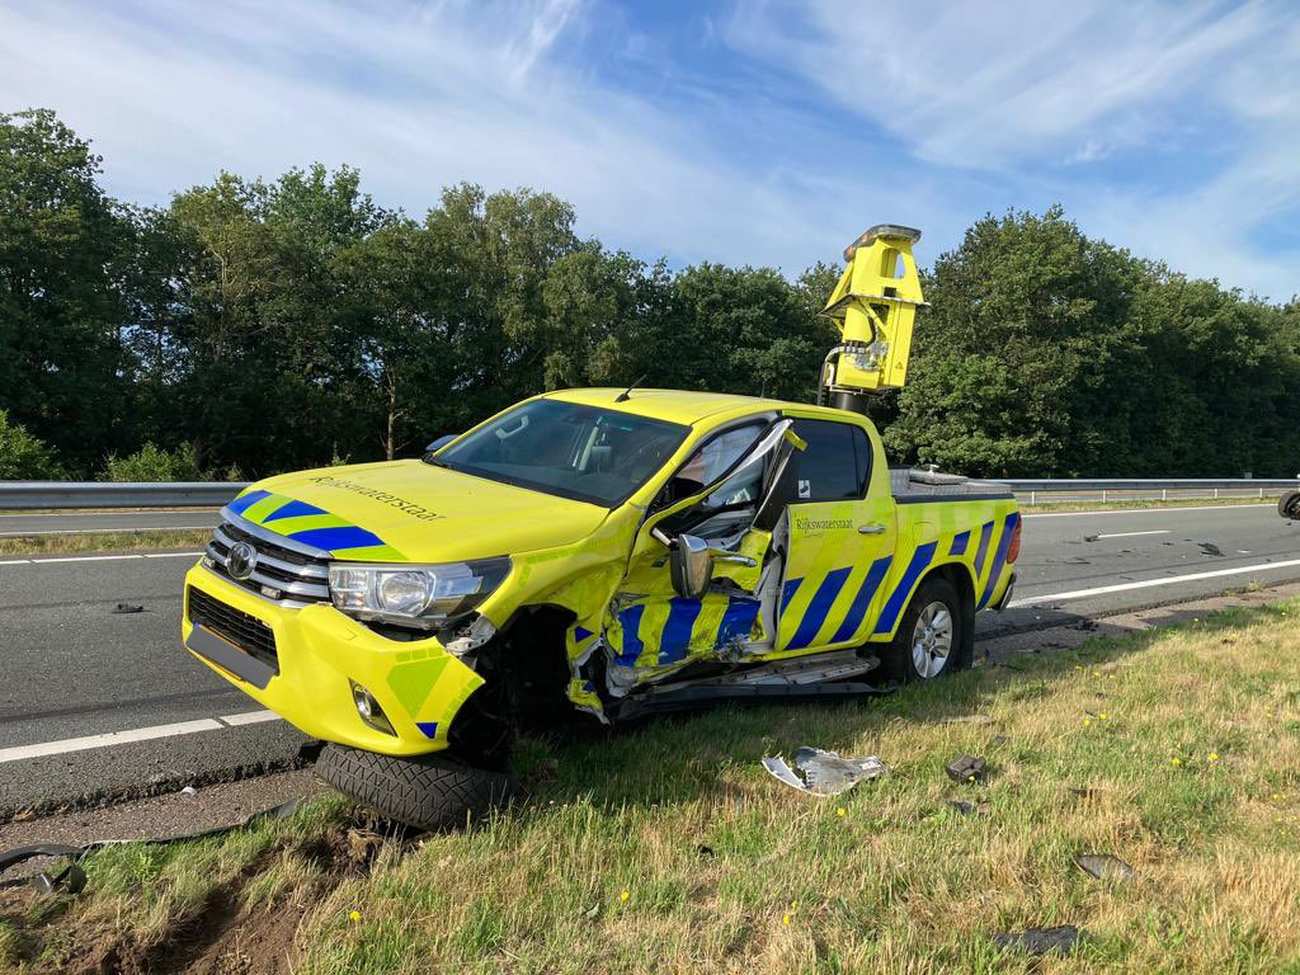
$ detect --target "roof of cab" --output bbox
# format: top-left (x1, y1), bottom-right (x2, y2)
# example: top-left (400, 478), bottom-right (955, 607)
top-left (544, 387), bottom-right (792, 425)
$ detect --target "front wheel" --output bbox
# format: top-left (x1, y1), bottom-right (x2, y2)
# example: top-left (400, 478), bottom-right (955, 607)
top-left (876, 576), bottom-right (962, 683)
top-left (1279, 491), bottom-right (1300, 521)
top-left (315, 744), bottom-right (515, 832)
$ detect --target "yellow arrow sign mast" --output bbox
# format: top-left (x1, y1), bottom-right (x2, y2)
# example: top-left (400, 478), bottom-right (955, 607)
top-left (819, 224), bottom-right (929, 413)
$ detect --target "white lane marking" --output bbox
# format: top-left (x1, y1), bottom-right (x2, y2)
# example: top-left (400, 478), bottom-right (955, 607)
top-left (1026, 503), bottom-right (1272, 520)
top-left (0, 710), bottom-right (284, 763)
top-left (1, 718), bottom-right (223, 763)
top-left (0, 526), bottom-right (211, 537)
top-left (37, 554), bottom-right (144, 563)
top-left (218, 709), bottom-right (281, 726)
top-left (1094, 530), bottom-right (1171, 539)
top-left (0, 509), bottom-right (219, 519)
top-left (1012, 557), bottom-right (1300, 607)
top-left (0, 552), bottom-right (201, 566)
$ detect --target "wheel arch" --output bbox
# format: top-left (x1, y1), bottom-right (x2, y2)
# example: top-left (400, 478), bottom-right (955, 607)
top-left (919, 561), bottom-right (977, 669)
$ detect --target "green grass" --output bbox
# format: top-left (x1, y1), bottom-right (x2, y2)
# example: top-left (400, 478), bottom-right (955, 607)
top-left (1021, 495), bottom-right (1280, 514)
top-left (6, 604), bottom-right (1300, 972)
top-left (0, 529), bottom-right (211, 557)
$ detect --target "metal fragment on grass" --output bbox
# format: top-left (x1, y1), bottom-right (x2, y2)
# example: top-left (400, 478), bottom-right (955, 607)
top-left (762, 747), bottom-right (887, 796)
top-left (992, 924), bottom-right (1082, 956)
top-left (1075, 852), bottom-right (1133, 881)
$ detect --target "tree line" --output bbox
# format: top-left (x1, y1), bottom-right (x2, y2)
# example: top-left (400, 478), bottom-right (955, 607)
top-left (2, 108), bottom-right (1298, 481)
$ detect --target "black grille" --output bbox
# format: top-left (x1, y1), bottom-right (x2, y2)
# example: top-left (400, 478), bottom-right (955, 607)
top-left (188, 587), bottom-right (278, 671)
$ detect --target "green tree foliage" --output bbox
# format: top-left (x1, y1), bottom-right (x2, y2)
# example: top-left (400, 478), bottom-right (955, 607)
top-left (0, 110), bottom-right (132, 473)
top-left (2, 110), bottom-right (1298, 480)
top-left (101, 442), bottom-right (205, 482)
top-left (0, 409), bottom-right (61, 478)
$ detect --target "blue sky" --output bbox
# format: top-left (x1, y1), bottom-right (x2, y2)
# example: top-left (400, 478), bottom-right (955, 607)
top-left (3, 0), bottom-right (1297, 299)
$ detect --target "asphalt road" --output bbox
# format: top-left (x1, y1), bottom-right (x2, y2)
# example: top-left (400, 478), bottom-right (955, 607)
top-left (2, 501), bottom-right (1297, 817)
top-left (0, 509), bottom-right (220, 536)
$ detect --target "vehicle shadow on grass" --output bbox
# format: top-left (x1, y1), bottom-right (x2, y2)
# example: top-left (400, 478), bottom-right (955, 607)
top-left (509, 599), bottom-right (1296, 812)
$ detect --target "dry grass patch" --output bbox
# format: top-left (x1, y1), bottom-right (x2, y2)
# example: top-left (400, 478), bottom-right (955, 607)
top-left (6, 602), bottom-right (1300, 972)
top-left (0, 529), bottom-right (211, 557)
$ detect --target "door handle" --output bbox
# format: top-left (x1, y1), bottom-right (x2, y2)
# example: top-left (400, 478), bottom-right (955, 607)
top-left (857, 523), bottom-right (886, 535)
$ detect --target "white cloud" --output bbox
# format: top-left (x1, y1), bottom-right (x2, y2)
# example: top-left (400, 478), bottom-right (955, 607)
top-left (1, 1), bottom-right (1296, 298)
top-left (727, 0), bottom-right (1300, 299)
top-left (0, 0), bottom-right (889, 273)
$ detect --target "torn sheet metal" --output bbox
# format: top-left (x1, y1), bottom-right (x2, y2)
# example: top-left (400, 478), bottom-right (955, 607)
top-left (762, 747), bottom-right (887, 796)
top-left (604, 590), bottom-right (767, 694)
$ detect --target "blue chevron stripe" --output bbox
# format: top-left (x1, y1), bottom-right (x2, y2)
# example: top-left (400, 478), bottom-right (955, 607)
top-left (977, 512), bottom-right (1020, 609)
top-left (874, 541), bottom-right (938, 634)
top-left (786, 566), bottom-right (852, 650)
top-left (829, 555), bottom-right (893, 644)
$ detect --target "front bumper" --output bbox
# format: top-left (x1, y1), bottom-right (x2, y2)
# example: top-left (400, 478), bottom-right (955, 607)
top-left (181, 561), bottom-right (484, 756)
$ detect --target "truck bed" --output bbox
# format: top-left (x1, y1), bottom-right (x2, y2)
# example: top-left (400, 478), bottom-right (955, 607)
top-left (890, 467), bottom-right (1014, 504)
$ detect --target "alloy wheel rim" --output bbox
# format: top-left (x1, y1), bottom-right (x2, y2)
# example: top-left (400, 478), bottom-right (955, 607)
top-left (910, 601), bottom-right (953, 678)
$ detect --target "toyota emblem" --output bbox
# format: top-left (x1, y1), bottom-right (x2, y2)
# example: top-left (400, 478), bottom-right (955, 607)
top-left (227, 541), bottom-right (258, 581)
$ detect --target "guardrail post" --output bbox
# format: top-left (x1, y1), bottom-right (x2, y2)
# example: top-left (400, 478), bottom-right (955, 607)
top-left (1214, 488), bottom-right (1219, 499)
top-left (1162, 488), bottom-right (1167, 501)
top-left (1102, 489), bottom-right (1107, 503)
top-left (1030, 490), bottom-right (1036, 505)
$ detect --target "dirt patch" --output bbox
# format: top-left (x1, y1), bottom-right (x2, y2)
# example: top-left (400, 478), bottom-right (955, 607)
top-left (2, 811), bottom-right (412, 975)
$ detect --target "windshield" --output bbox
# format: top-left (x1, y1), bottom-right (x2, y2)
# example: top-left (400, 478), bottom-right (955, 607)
top-left (430, 399), bottom-right (689, 506)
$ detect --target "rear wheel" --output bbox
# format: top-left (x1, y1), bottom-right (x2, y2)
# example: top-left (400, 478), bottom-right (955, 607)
top-left (876, 576), bottom-right (962, 683)
top-left (315, 744), bottom-right (514, 832)
top-left (1279, 491), bottom-right (1300, 521)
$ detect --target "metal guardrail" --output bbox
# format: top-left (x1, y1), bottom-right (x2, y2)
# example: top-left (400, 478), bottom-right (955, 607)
top-left (0, 481), bottom-right (249, 510)
top-left (0, 477), bottom-right (1296, 511)
top-left (996, 478), bottom-right (1300, 506)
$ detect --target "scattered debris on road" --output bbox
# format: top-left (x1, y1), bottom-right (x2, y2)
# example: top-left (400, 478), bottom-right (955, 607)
top-left (111, 602), bottom-right (144, 613)
top-left (762, 747), bottom-right (887, 796)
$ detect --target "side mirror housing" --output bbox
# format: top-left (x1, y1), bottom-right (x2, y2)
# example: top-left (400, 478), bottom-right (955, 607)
top-left (669, 534), bottom-right (714, 599)
top-left (423, 434), bottom-right (458, 460)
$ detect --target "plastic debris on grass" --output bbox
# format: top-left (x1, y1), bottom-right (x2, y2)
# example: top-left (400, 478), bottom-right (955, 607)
top-left (762, 747), bottom-right (887, 796)
top-left (945, 754), bottom-right (987, 784)
top-left (992, 924), bottom-right (1083, 956)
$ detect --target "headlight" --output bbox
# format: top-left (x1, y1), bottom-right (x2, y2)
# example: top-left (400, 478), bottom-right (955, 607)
top-left (328, 557), bottom-right (510, 629)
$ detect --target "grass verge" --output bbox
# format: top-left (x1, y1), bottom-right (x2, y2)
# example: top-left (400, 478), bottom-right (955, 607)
top-left (1021, 496), bottom-right (1280, 514)
top-left (0, 530), bottom-right (211, 557)
top-left (5, 603), bottom-right (1300, 972)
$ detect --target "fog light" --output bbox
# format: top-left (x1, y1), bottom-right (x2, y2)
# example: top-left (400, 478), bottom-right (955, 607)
top-left (349, 679), bottom-right (396, 736)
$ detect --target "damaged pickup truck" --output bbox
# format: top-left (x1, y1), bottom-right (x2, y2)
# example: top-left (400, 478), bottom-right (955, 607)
top-left (180, 225), bottom-right (1021, 829)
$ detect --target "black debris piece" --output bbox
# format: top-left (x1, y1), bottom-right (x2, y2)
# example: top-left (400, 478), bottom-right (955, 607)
top-left (946, 754), bottom-right (987, 784)
top-left (1075, 852), bottom-right (1133, 881)
top-left (112, 602), bottom-right (144, 614)
top-left (31, 862), bottom-right (87, 896)
top-left (697, 844), bottom-right (716, 860)
top-left (992, 924), bottom-right (1082, 956)
top-left (1198, 542), bottom-right (1224, 557)
top-left (1083, 534), bottom-right (1099, 543)
top-left (948, 800), bottom-right (975, 816)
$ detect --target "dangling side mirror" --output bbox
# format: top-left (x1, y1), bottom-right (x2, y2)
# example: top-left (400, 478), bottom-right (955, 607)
top-left (668, 533), bottom-right (759, 599)
top-left (669, 534), bottom-right (714, 599)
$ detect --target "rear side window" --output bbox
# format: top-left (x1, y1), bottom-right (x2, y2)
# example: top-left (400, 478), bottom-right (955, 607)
top-left (791, 419), bottom-right (864, 502)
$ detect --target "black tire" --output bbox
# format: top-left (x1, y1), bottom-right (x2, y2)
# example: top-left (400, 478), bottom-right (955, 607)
top-left (875, 576), bottom-right (963, 684)
top-left (1279, 491), bottom-right (1300, 521)
top-left (315, 744), bottom-right (515, 832)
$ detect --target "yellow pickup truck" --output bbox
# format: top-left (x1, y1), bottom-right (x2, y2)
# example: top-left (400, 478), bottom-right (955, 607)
top-left (181, 226), bottom-right (1021, 829)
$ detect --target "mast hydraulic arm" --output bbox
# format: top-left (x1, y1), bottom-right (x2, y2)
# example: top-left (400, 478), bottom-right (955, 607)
top-left (819, 224), bottom-right (928, 409)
